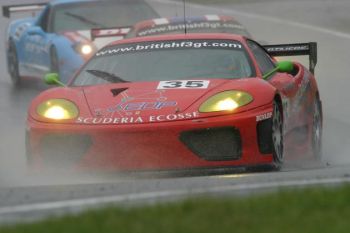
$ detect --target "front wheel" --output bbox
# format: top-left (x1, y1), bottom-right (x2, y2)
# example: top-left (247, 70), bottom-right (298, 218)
top-left (8, 41), bottom-right (21, 86)
top-left (272, 100), bottom-right (284, 170)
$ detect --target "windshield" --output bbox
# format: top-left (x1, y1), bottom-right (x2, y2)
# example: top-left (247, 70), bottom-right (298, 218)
top-left (73, 39), bottom-right (255, 86)
top-left (52, 1), bottom-right (158, 33)
top-left (134, 22), bottom-right (251, 37)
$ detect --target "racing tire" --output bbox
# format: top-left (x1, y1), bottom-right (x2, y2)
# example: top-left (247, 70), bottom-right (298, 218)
top-left (311, 96), bottom-right (323, 159)
top-left (271, 100), bottom-right (284, 170)
top-left (50, 46), bottom-right (59, 73)
top-left (8, 41), bottom-right (21, 86)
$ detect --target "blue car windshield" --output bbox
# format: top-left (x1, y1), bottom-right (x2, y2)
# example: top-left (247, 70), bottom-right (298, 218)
top-left (134, 23), bottom-right (251, 38)
top-left (72, 39), bottom-right (255, 86)
top-left (52, 1), bottom-right (158, 33)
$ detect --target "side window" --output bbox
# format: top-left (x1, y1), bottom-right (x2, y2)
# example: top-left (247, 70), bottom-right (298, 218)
top-left (247, 40), bottom-right (275, 76)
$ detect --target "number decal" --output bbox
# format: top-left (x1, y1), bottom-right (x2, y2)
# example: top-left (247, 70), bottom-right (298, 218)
top-left (185, 81), bottom-right (205, 88)
top-left (157, 80), bottom-right (209, 89)
top-left (161, 81), bottom-right (183, 88)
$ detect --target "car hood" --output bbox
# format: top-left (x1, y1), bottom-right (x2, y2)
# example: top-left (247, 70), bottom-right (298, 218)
top-left (81, 80), bottom-right (229, 123)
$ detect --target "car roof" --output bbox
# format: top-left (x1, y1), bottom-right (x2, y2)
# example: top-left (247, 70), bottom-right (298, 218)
top-left (109, 33), bottom-right (247, 47)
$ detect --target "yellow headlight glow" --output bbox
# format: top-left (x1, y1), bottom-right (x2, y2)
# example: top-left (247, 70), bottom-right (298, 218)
top-left (37, 99), bottom-right (79, 120)
top-left (216, 98), bottom-right (239, 111)
top-left (199, 91), bottom-right (253, 113)
top-left (81, 44), bottom-right (93, 55)
top-left (43, 106), bottom-right (69, 119)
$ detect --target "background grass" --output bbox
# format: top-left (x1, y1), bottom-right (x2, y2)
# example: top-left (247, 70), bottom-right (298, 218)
top-left (2, 185), bottom-right (350, 233)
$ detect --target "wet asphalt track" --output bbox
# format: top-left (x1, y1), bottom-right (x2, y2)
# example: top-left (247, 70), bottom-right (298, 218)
top-left (1, 0), bottom-right (350, 223)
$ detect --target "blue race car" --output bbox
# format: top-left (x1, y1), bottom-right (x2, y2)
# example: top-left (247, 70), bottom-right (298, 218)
top-left (3, 0), bottom-right (159, 86)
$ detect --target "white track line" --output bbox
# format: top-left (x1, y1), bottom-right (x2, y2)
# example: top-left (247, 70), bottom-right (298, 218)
top-left (152, 0), bottom-right (350, 39)
top-left (0, 177), bottom-right (350, 216)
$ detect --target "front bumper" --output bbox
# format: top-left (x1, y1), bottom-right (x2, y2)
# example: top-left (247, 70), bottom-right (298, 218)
top-left (26, 105), bottom-right (274, 171)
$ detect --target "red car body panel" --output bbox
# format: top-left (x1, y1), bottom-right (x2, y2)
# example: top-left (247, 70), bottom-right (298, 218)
top-left (26, 33), bottom-right (320, 171)
top-left (27, 104), bottom-right (273, 171)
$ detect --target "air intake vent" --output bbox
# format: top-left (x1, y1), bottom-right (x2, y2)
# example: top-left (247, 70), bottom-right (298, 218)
top-left (257, 119), bottom-right (273, 154)
top-left (180, 127), bottom-right (242, 161)
top-left (111, 88), bottom-right (128, 97)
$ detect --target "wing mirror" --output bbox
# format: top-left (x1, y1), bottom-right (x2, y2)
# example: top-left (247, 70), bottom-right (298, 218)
top-left (44, 73), bottom-right (65, 87)
top-left (263, 61), bottom-right (294, 80)
top-left (277, 61), bottom-right (294, 73)
top-left (27, 26), bottom-right (45, 36)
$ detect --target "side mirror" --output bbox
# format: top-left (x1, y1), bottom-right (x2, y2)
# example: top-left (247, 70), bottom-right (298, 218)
top-left (263, 60), bottom-right (294, 80)
top-left (27, 26), bottom-right (45, 36)
top-left (44, 73), bottom-right (65, 87)
top-left (276, 61), bottom-right (294, 73)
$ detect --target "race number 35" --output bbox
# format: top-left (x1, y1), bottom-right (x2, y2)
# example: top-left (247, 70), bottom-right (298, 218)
top-left (157, 80), bottom-right (210, 89)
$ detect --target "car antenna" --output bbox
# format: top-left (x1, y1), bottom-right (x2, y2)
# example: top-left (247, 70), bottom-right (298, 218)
top-left (183, 0), bottom-right (187, 34)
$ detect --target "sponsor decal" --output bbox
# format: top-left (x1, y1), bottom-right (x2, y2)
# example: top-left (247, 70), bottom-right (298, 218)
top-left (256, 112), bottom-right (272, 122)
top-left (266, 45), bottom-right (309, 53)
top-left (120, 90), bottom-right (167, 103)
top-left (137, 22), bottom-right (245, 37)
top-left (205, 15), bottom-right (221, 21)
top-left (76, 111), bottom-right (199, 124)
top-left (149, 112), bottom-right (199, 122)
top-left (92, 28), bottom-right (130, 38)
top-left (153, 18), bottom-right (169, 25)
top-left (106, 90), bottom-right (176, 115)
top-left (157, 80), bottom-right (210, 89)
top-left (95, 40), bottom-right (243, 57)
top-left (107, 101), bottom-right (177, 112)
top-left (14, 23), bottom-right (30, 40)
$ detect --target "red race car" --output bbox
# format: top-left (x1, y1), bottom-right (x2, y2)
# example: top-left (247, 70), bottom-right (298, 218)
top-left (26, 33), bottom-right (322, 172)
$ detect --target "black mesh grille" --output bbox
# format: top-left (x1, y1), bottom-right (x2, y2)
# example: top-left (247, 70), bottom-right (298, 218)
top-left (180, 127), bottom-right (242, 161)
top-left (40, 134), bottom-right (92, 167)
top-left (257, 119), bottom-right (273, 154)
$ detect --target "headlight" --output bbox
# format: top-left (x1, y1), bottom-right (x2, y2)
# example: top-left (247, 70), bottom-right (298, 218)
top-left (199, 91), bottom-right (253, 113)
top-left (74, 43), bottom-right (93, 55)
top-left (37, 99), bottom-right (79, 120)
top-left (80, 44), bottom-right (93, 55)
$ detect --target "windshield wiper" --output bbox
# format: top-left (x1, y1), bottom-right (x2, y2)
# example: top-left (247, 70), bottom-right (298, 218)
top-left (64, 12), bottom-right (103, 27)
top-left (86, 69), bottom-right (129, 83)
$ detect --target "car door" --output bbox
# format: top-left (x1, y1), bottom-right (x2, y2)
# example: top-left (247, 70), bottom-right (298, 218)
top-left (246, 40), bottom-right (301, 132)
top-left (23, 5), bottom-right (52, 77)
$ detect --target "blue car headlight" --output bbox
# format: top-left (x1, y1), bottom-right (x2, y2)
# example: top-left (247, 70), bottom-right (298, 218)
top-left (73, 43), bottom-right (94, 56)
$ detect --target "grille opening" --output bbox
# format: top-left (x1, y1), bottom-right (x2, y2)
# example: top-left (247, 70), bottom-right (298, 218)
top-left (180, 127), bottom-right (242, 161)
